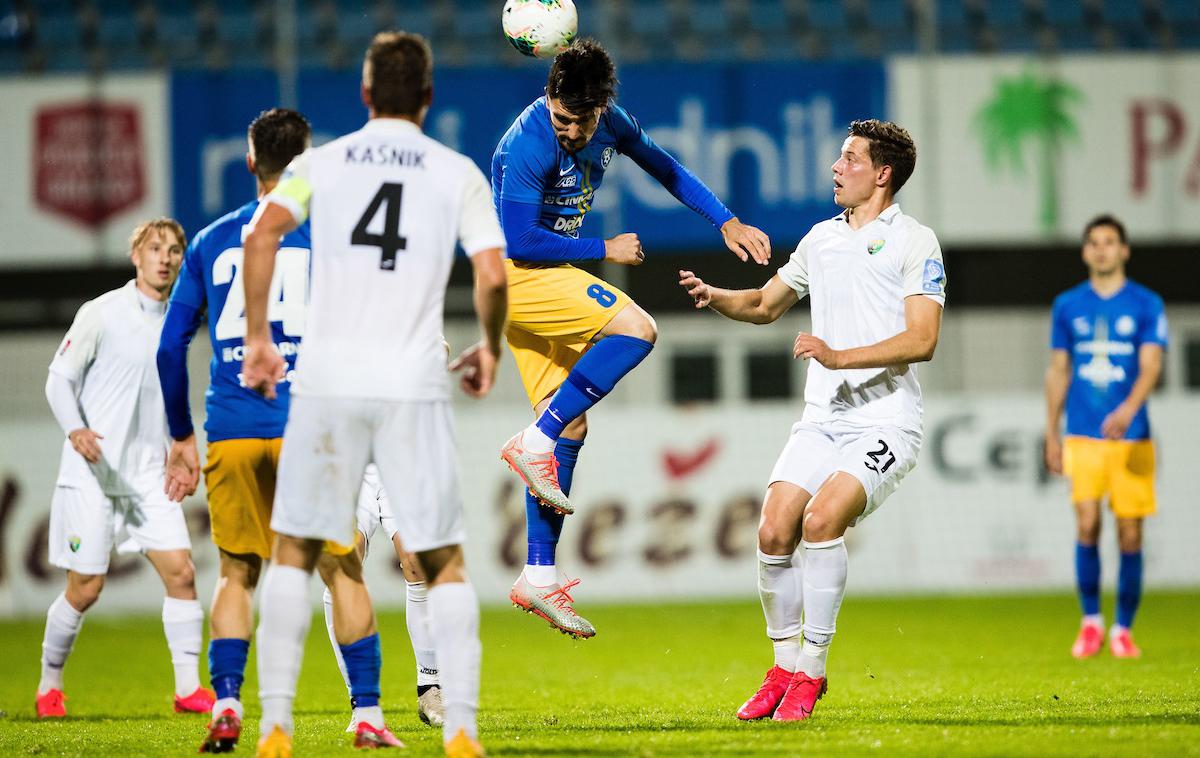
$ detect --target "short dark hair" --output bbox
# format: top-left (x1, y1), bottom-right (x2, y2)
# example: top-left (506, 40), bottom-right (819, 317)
top-left (364, 31), bottom-right (433, 118)
top-left (848, 119), bottom-right (917, 194)
top-left (1083, 214), bottom-right (1127, 244)
top-left (248, 108), bottom-right (310, 181)
top-left (546, 38), bottom-right (617, 114)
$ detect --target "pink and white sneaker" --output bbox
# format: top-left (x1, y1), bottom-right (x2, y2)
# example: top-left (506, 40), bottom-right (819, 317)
top-left (175, 686), bottom-right (217, 714)
top-left (1071, 620), bottom-right (1104, 659)
top-left (736, 666), bottom-right (792, 720)
top-left (1109, 627), bottom-right (1142, 658)
top-left (771, 671), bottom-right (827, 722)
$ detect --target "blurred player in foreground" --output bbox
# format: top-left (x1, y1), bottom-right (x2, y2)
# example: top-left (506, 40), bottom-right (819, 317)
top-left (241, 31), bottom-right (507, 758)
top-left (679, 120), bottom-right (945, 722)
top-left (492, 38), bottom-right (770, 638)
top-left (157, 108), bottom-right (430, 751)
top-left (1044, 214), bottom-right (1166, 659)
top-left (36, 219), bottom-right (214, 718)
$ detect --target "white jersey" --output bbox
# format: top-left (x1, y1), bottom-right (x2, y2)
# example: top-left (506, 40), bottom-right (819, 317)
top-left (49, 280), bottom-right (170, 495)
top-left (776, 204), bottom-right (946, 433)
top-left (266, 118), bottom-right (505, 400)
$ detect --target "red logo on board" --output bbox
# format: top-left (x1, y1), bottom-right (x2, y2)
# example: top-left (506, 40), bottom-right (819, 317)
top-left (34, 102), bottom-right (146, 228)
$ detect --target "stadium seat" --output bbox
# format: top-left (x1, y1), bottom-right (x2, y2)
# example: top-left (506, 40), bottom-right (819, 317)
top-left (1043, 0), bottom-right (1086, 27)
top-left (869, 0), bottom-right (910, 31)
top-left (31, 6), bottom-right (80, 49)
top-left (980, 0), bottom-right (1027, 26)
top-left (1160, 0), bottom-right (1200, 24)
top-left (1100, 0), bottom-right (1144, 25)
top-left (747, 0), bottom-right (789, 34)
top-left (807, 0), bottom-right (848, 33)
top-left (688, 0), bottom-right (732, 37)
top-left (394, 5), bottom-right (435, 39)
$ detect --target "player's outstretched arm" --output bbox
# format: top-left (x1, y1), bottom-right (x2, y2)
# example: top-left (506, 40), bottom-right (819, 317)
top-left (678, 270), bottom-right (797, 324)
top-left (720, 218), bottom-right (772, 266)
top-left (450, 247), bottom-right (508, 398)
top-left (1043, 349), bottom-right (1072, 474)
top-left (241, 202), bottom-right (296, 399)
top-left (796, 295), bottom-right (942, 369)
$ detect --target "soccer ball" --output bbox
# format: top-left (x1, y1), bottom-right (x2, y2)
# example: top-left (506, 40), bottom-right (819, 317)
top-left (502, 0), bottom-right (578, 59)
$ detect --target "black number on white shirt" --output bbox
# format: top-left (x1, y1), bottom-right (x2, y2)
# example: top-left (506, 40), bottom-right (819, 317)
top-left (351, 183), bottom-right (408, 270)
top-left (864, 439), bottom-right (896, 474)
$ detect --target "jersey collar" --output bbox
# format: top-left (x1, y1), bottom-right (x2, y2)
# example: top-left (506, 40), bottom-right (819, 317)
top-left (833, 203), bottom-right (902, 225)
top-left (363, 118), bottom-right (423, 135)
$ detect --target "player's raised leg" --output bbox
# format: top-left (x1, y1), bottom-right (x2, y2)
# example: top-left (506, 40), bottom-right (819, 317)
top-left (145, 548), bottom-right (214, 714)
top-left (511, 410), bottom-right (596, 638)
top-left (1071, 498), bottom-right (1105, 658)
top-left (1111, 516), bottom-right (1144, 658)
top-left (737, 482), bottom-right (809, 720)
top-left (201, 550), bottom-right (260, 752)
top-left (501, 302), bottom-right (656, 515)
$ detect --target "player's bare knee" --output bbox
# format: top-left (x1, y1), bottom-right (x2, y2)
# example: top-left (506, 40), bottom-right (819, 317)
top-left (757, 522), bottom-right (796, 556)
top-left (67, 572), bottom-right (105, 610)
top-left (1076, 516), bottom-right (1100, 545)
top-left (1117, 520), bottom-right (1142, 553)
top-left (801, 507), bottom-right (841, 544)
top-left (163, 557), bottom-right (197, 596)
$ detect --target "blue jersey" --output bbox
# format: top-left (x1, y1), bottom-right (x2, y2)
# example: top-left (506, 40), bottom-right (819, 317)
top-left (158, 200), bottom-right (311, 442)
top-left (491, 97), bottom-right (733, 263)
top-left (1050, 280), bottom-right (1167, 440)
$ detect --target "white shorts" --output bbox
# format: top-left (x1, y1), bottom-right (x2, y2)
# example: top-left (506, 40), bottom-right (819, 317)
top-left (48, 483), bottom-right (192, 574)
top-left (356, 464), bottom-right (399, 545)
top-left (768, 420), bottom-right (921, 526)
top-left (274, 396), bottom-right (465, 552)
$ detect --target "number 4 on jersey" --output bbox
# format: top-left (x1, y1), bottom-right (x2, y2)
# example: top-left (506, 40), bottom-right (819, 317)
top-left (352, 183), bottom-right (408, 270)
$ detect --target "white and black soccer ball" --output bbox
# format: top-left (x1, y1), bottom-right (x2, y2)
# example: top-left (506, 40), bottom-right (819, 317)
top-left (502, 0), bottom-right (578, 59)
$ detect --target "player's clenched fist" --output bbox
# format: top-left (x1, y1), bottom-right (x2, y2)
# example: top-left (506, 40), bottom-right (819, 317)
top-left (242, 337), bottom-right (286, 400)
top-left (678, 270), bottom-right (712, 308)
top-left (604, 233), bottom-right (644, 266)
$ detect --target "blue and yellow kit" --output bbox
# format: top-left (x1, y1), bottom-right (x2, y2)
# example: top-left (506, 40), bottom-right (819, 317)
top-left (1050, 280), bottom-right (1167, 516)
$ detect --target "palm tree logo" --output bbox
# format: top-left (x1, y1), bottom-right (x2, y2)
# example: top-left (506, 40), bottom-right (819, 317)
top-left (974, 68), bottom-right (1084, 235)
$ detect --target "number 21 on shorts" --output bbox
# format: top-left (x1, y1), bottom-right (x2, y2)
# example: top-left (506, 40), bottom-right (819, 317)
top-left (586, 283), bottom-right (617, 308)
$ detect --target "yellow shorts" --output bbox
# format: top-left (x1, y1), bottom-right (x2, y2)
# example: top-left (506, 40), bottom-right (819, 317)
top-left (1062, 436), bottom-right (1157, 518)
top-left (204, 438), bottom-right (355, 558)
top-left (504, 259), bottom-right (632, 406)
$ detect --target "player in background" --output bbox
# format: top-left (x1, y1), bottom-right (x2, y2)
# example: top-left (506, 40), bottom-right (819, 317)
top-left (36, 220), bottom-right (214, 718)
top-left (492, 39), bottom-right (770, 638)
top-left (241, 32), bottom-right (507, 758)
top-left (679, 120), bottom-right (945, 722)
top-left (157, 108), bottom-right (425, 750)
top-left (1044, 215), bottom-right (1166, 659)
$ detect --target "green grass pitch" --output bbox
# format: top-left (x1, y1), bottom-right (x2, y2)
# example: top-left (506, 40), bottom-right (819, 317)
top-left (1, 592), bottom-right (1198, 756)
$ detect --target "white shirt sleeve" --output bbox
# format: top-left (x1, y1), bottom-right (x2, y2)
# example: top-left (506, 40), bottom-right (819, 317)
top-left (45, 372), bottom-right (85, 435)
top-left (775, 233), bottom-right (811, 298)
top-left (265, 149), bottom-right (314, 225)
top-left (902, 225), bottom-right (947, 306)
top-left (457, 161), bottom-right (507, 257)
top-left (48, 301), bottom-right (102, 383)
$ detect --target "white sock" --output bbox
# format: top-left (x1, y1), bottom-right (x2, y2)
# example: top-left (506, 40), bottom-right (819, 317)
top-left (323, 587), bottom-right (353, 697)
top-left (162, 597), bottom-right (204, 697)
top-left (257, 564), bottom-right (313, 737)
top-left (796, 537), bottom-right (847, 680)
top-left (213, 696), bottom-right (244, 720)
top-left (352, 704), bottom-right (385, 729)
top-left (522, 423), bottom-right (555, 455)
top-left (429, 581), bottom-right (481, 743)
top-left (1084, 613), bottom-right (1104, 628)
top-left (758, 550), bottom-right (803, 671)
top-left (39, 593), bottom-right (84, 694)
top-left (406, 581), bottom-right (439, 687)
top-left (522, 564), bottom-right (557, 587)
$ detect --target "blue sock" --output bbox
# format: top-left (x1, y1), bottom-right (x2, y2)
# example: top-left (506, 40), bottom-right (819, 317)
top-left (339, 633), bottom-right (381, 709)
top-left (526, 438), bottom-right (583, 565)
top-left (208, 638), bottom-right (249, 702)
top-left (1075, 542), bottom-right (1101, 617)
top-left (535, 335), bottom-right (653, 440)
top-left (1116, 551), bottom-right (1143, 628)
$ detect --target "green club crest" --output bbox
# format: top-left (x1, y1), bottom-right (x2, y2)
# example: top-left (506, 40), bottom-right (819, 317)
top-left (68, 535), bottom-right (81, 553)
top-left (867, 239), bottom-right (885, 255)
